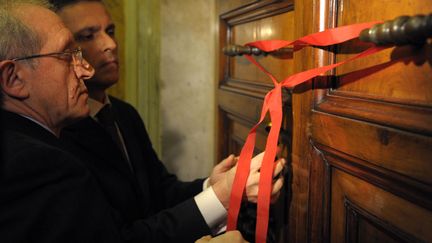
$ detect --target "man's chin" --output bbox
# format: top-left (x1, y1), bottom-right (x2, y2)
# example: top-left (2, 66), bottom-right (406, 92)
top-left (84, 77), bottom-right (118, 91)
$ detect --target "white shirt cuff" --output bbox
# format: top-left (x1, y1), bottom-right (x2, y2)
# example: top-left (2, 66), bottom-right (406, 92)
top-left (194, 186), bottom-right (227, 229)
top-left (202, 177), bottom-right (210, 190)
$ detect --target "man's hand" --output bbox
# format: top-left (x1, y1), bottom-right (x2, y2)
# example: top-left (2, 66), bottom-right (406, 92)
top-left (209, 154), bottom-right (238, 186)
top-left (212, 152), bottom-right (285, 209)
top-left (195, 230), bottom-right (249, 243)
top-left (243, 152), bottom-right (285, 203)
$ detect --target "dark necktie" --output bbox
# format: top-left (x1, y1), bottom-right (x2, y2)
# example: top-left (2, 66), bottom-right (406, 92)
top-left (97, 105), bottom-right (134, 172)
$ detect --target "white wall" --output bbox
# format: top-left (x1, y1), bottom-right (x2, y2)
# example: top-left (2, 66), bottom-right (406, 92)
top-left (160, 0), bottom-right (216, 180)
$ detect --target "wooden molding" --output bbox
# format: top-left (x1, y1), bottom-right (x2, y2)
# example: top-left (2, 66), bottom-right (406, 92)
top-left (220, 0), bottom-right (293, 25)
top-left (344, 198), bottom-right (423, 243)
top-left (221, 78), bottom-right (273, 98)
top-left (316, 93), bottom-right (432, 136)
top-left (309, 140), bottom-right (431, 242)
top-left (219, 0), bottom-right (294, 91)
top-left (308, 142), bottom-right (332, 243)
top-left (315, 142), bottom-right (432, 211)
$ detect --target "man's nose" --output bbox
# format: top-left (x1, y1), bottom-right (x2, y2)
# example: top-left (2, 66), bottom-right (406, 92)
top-left (73, 58), bottom-right (95, 80)
top-left (102, 33), bottom-right (117, 53)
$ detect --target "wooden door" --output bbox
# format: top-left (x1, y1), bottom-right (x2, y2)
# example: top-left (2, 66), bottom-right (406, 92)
top-left (216, 0), bottom-right (294, 242)
top-left (300, 0), bottom-right (432, 243)
top-left (216, 0), bottom-right (432, 242)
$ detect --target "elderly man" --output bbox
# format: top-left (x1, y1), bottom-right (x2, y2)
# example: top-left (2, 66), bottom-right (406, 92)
top-left (50, 0), bottom-right (285, 242)
top-left (0, 0), bottom-right (123, 242)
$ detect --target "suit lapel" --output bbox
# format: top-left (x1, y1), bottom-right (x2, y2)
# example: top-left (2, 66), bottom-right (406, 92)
top-left (110, 101), bottom-right (145, 173)
top-left (110, 100), bottom-right (151, 199)
top-left (63, 117), bottom-right (134, 178)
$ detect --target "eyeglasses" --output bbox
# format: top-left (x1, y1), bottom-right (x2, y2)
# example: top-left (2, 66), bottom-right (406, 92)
top-left (11, 47), bottom-right (83, 65)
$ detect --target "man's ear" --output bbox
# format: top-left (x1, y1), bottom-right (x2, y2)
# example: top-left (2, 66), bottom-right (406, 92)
top-left (0, 61), bottom-right (29, 99)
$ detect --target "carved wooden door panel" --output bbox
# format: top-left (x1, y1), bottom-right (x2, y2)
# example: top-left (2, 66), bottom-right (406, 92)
top-left (216, 0), bottom-right (431, 242)
top-left (216, 0), bottom-right (294, 159)
top-left (216, 0), bottom-right (294, 242)
top-left (293, 0), bottom-right (432, 243)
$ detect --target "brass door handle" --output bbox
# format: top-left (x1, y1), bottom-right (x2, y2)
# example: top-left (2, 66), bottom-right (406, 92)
top-left (360, 13), bottom-right (432, 46)
top-left (222, 44), bottom-right (293, 57)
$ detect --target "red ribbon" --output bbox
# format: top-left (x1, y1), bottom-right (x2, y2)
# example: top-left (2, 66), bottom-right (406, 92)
top-left (226, 21), bottom-right (389, 243)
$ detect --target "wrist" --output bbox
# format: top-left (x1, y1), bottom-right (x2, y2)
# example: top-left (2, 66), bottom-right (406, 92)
top-left (211, 180), bottom-right (231, 209)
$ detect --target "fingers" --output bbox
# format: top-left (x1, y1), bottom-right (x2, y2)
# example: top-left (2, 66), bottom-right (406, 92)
top-left (244, 171), bottom-right (260, 203)
top-left (273, 158), bottom-right (285, 178)
top-left (215, 154), bottom-right (237, 172)
top-left (271, 176), bottom-right (284, 196)
top-left (245, 184), bottom-right (259, 203)
top-left (250, 152), bottom-right (265, 171)
top-left (244, 157), bottom-right (286, 203)
top-left (245, 177), bottom-right (284, 203)
top-left (271, 159), bottom-right (285, 202)
top-left (250, 152), bottom-right (285, 173)
top-left (270, 176), bottom-right (284, 203)
top-left (209, 154), bottom-right (237, 186)
top-left (245, 174), bottom-right (284, 203)
top-left (247, 157), bottom-right (285, 183)
top-left (221, 154), bottom-right (237, 167)
top-left (215, 230), bottom-right (248, 243)
top-left (270, 190), bottom-right (281, 203)
top-left (195, 235), bottom-right (212, 242)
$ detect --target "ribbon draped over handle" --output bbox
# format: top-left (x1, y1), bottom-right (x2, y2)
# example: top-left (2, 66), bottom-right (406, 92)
top-left (226, 21), bottom-right (390, 243)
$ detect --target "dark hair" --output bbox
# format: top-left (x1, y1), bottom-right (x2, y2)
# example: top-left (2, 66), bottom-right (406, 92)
top-left (48, 0), bottom-right (101, 11)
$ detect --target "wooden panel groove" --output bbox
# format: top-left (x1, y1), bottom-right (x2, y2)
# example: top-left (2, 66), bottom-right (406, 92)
top-left (220, 1), bottom-right (295, 86)
top-left (316, 93), bottom-right (432, 135)
top-left (226, 112), bottom-right (266, 130)
top-left (220, 0), bottom-right (293, 25)
top-left (315, 142), bottom-right (432, 211)
top-left (312, 111), bottom-right (432, 185)
top-left (345, 198), bottom-right (359, 243)
top-left (221, 79), bottom-right (293, 103)
top-left (331, 169), bottom-right (432, 242)
top-left (344, 198), bottom-right (425, 243)
top-left (221, 79), bottom-right (273, 98)
top-left (308, 143), bottom-right (332, 243)
top-left (226, 3), bottom-right (293, 26)
top-left (225, 112), bottom-right (269, 150)
top-left (218, 89), bottom-right (265, 123)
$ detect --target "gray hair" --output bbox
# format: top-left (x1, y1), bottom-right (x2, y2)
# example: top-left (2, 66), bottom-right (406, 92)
top-left (0, 0), bottom-right (54, 63)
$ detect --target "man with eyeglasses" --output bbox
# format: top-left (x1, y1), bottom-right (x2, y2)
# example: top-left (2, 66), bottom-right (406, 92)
top-left (51, 0), bottom-right (284, 242)
top-left (0, 0), bottom-right (123, 241)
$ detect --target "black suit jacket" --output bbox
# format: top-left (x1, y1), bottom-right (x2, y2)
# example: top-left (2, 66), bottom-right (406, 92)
top-left (61, 96), bottom-right (210, 243)
top-left (0, 110), bottom-right (122, 243)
